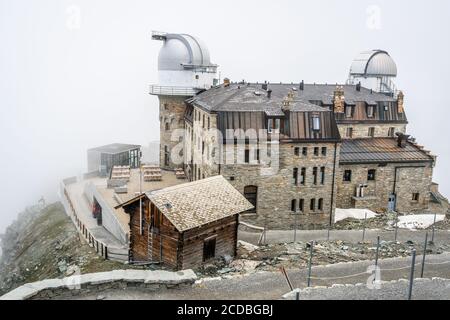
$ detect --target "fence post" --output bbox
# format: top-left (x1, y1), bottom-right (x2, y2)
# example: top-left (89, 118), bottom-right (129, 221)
top-left (408, 249), bottom-right (417, 300)
top-left (394, 212), bottom-right (399, 242)
top-left (420, 232), bottom-right (428, 278)
top-left (362, 212), bottom-right (368, 242)
top-left (105, 246), bottom-right (108, 260)
top-left (307, 241), bottom-right (314, 287)
top-left (294, 213), bottom-right (298, 243)
top-left (375, 235), bottom-right (380, 267)
top-left (431, 212), bottom-right (437, 243)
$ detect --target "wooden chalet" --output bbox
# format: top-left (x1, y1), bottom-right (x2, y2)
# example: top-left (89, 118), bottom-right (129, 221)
top-left (116, 175), bottom-right (253, 270)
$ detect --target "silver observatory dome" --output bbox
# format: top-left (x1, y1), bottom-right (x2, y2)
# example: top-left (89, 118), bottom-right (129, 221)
top-left (157, 33), bottom-right (213, 71)
top-left (350, 50), bottom-right (397, 77)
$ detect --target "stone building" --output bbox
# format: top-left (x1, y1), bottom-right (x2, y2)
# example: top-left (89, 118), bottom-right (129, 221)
top-left (149, 33), bottom-right (445, 229)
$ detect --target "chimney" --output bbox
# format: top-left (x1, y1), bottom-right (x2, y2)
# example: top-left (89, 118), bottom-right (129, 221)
top-left (333, 86), bottom-right (345, 113)
top-left (396, 133), bottom-right (410, 148)
top-left (356, 82), bottom-right (361, 92)
top-left (299, 80), bottom-right (304, 91)
top-left (267, 89), bottom-right (272, 99)
top-left (397, 91), bottom-right (405, 113)
top-left (224, 78), bottom-right (230, 87)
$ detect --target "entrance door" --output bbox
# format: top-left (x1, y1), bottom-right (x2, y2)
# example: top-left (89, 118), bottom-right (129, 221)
top-left (388, 194), bottom-right (396, 212)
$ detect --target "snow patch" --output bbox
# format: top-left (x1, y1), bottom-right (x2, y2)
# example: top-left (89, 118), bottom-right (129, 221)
top-left (334, 208), bottom-right (377, 223)
top-left (397, 214), bottom-right (445, 230)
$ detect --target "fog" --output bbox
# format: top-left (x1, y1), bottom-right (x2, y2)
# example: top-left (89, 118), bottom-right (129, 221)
top-left (1, 0), bottom-right (449, 233)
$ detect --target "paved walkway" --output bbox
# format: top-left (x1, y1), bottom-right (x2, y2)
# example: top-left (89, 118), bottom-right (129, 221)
top-left (65, 181), bottom-right (127, 251)
top-left (239, 229), bottom-right (450, 246)
top-left (68, 252), bottom-right (450, 300)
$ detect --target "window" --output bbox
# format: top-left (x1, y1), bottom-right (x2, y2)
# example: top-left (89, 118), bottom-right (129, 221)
top-left (368, 169), bottom-right (376, 181)
top-left (202, 114), bottom-right (205, 128)
top-left (244, 186), bottom-right (258, 213)
top-left (313, 167), bottom-right (318, 185)
top-left (367, 105), bottom-right (375, 118)
top-left (388, 127), bottom-right (395, 137)
top-left (294, 147), bottom-right (300, 156)
top-left (299, 199), bottom-right (305, 213)
top-left (320, 167), bottom-right (326, 185)
top-left (164, 146), bottom-right (170, 166)
top-left (293, 168), bottom-right (298, 185)
top-left (318, 198), bottom-right (324, 212)
top-left (345, 106), bottom-right (353, 118)
top-left (203, 236), bottom-right (217, 262)
top-left (312, 116), bottom-right (321, 131)
top-left (300, 168), bottom-right (306, 185)
top-left (244, 149), bottom-right (250, 163)
top-left (164, 103), bottom-right (168, 110)
top-left (267, 118), bottom-right (281, 133)
top-left (343, 170), bottom-right (352, 182)
top-left (314, 147), bottom-right (319, 156)
top-left (302, 147), bottom-right (308, 156)
top-left (346, 128), bottom-right (353, 138)
top-left (321, 147), bottom-right (327, 156)
top-left (291, 199), bottom-right (297, 212)
top-left (165, 122), bottom-right (170, 131)
top-left (207, 117), bottom-right (210, 130)
top-left (368, 127), bottom-right (375, 137)
top-left (202, 142), bottom-right (205, 155)
top-left (310, 199), bottom-right (316, 212)
top-left (412, 193), bottom-right (420, 201)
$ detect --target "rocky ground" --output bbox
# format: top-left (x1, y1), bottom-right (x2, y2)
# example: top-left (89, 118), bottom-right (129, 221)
top-left (194, 239), bottom-right (450, 278)
top-left (0, 202), bottom-right (139, 296)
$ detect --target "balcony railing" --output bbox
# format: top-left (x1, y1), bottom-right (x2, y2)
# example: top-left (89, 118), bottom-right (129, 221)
top-left (149, 85), bottom-right (200, 96)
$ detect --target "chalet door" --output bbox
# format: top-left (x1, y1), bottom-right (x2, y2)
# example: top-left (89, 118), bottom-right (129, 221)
top-left (388, 194), bottom-right (396, 212)
top-left (203, 236), bottom-right (217, 262)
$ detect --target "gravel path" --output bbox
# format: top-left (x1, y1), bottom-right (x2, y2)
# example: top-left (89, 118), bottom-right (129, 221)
top-left (67, 252), bottom-right (450, 300)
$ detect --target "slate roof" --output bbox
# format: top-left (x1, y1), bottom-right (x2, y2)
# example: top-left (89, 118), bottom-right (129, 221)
top-left (145, 176), bottom-right (253, 232)
top-left (191, 83), bottom-right (396, 113)
top-left (340, 138), bottom-right (435, 164)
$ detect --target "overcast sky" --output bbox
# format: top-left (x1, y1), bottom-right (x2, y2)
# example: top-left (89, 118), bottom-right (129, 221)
top-left (0, 0), bottom-right (449, 232)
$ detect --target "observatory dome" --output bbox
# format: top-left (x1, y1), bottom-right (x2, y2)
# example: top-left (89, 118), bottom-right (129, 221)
top-left (158, 34), bottom-right (213, 71)
top-left (350, 50), bottom-right (397, 77)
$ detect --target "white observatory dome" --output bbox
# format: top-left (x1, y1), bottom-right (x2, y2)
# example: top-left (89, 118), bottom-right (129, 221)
top-left (350, 50), bottom-right (397, 77)
top-left (151, 31), bottom-right (218, 95)
top-left (157, 34), bottom-right (212, 71)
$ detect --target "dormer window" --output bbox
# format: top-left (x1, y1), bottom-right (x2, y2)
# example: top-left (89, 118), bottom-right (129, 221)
top-left (312, 116), bottom-right (321, 131)
top-left (367, 105), bottom-right (375, 118)
top-left (345, 105), bottom-right (353, 118)
top-left (268, 118), bottom-right (281, 133)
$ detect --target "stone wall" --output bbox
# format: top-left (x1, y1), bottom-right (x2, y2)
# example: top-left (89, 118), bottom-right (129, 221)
top-left (158, 95), bottom-right (188, 170)
top-left (0, 269), bottom-right (197, 300)
top-left (220, 142), bottom-right (340, 230)
top-left (336, 162), bottom-right (434, 213)
top-left (338, 123), bottom-right (407, 139)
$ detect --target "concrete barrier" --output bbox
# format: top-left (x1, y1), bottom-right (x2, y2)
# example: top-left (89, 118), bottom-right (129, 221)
top-left (0, 269), bottom-right (197, 300)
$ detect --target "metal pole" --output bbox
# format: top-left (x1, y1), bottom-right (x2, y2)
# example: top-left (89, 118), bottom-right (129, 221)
top-left (394, 212), bottom-right (399, 242)
top-left (362, 212), bottom-right (367, 242)
top-left (421, 232), bottom-right (428, 278)
top-left (431, 212), bottom-right (437, 243)
top-left (294, 212), bottom-right (298, 243)
top-left (375, 236), bottom-right (380, 268)
top-left (307, 241), bottom-right (314, 287)
top-left (408, 249), bottom-right (416, 300)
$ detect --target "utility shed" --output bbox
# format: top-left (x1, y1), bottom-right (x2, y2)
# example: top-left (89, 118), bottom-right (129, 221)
top-left (117, 176), bottom-right (253, 270)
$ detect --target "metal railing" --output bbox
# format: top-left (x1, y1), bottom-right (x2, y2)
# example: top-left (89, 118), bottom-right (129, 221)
top-left (149, 85), bottom-right (199, 96)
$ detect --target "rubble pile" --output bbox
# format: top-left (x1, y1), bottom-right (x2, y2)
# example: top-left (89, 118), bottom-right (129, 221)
top-left (333, 212), bottom-right (397, 230)
top-left (197, 239), bottom-right (449, 277)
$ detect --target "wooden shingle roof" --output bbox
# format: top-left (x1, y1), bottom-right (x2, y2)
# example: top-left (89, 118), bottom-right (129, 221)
top-left (146, 176), bottom-right (253, 232)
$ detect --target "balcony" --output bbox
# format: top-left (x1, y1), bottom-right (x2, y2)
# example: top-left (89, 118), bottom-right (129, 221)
top-left (149, 85), bottom-right (200, 96)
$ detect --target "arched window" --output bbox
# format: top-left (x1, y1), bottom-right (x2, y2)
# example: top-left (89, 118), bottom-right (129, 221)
top-left (243, 186), bottom-right (258, 213)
